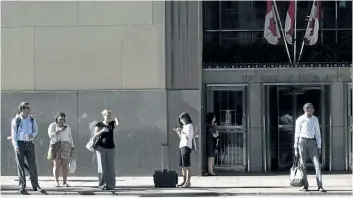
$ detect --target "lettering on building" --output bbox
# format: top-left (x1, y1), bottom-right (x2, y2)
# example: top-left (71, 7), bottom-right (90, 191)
top-left (242, 74), bottom-right (352, 82)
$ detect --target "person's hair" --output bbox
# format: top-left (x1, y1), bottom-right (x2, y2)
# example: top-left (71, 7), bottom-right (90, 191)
top-left (206, 112), bottom-right (215, 125)
top-left (178, 112), bottom-right (192, 128)
top-left (303, 103), bottom-right (314, 109)
top-left (55, 112), bottom-right (66, 123)
top-left (18, 102), bottom-right (30, 112)
top-left (101, 109), bottom-right (112, 117)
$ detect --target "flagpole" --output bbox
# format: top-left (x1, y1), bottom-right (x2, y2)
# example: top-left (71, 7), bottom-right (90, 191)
top-left (293, 0), bottom-right (297, 66)
top-left (297, 0), bottom-right (316, 63)
top-left (273, 0), bottom-right (292, 65)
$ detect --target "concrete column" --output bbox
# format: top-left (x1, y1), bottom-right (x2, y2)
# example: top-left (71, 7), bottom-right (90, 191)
top-left (330, 82), bottom-right (345, 170)
top-left (248, 82), bottom-right (263, 171)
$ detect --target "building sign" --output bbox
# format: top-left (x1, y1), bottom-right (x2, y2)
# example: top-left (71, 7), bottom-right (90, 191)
top-left (242, 74), bottom-right (352, 82)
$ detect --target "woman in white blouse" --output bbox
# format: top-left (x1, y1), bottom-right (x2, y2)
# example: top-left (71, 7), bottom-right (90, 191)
top-left (47, 112), bottom-right (74, 187)
top-left (173, 112), bottom-right (194, 188)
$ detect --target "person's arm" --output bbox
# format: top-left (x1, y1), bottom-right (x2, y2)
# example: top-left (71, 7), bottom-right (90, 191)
top-left (32, 118), bottom-right (39, 138)
top-left (94, 123), bottom-right (107, 136)
top-left (294, 117), bottom-right (301, 149)
top-left (314, 118), bottom-right (322, 149)
top-left (114, 117), bottom-right (119, 126)
top-left (67, 125), bottom-right (74, 148)
top-left (48, 123), bottom-right (56, 138)
top-left (11, 118), bottom-right (19, 150)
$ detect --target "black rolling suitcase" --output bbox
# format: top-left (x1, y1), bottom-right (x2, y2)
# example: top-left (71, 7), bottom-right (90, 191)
top-left (153, 143), bottom-right (178, 188)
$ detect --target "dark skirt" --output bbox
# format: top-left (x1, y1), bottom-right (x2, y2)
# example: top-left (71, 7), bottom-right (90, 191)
top-left (179, 146), bottom-right (192, 167)
top-left (207, 138), bottom-right (217, 157)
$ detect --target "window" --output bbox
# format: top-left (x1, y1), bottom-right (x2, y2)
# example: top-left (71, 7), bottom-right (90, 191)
top-left (203, 1), bottom-right (352, 64)
top-left (322, 1), bottom-right (336, 29)
top-left (337, 0), bottom-right (352, 28)
top-left (220, 1), bottom-right (251, 30)
top-left (204, 1), bottom-right (219, 30)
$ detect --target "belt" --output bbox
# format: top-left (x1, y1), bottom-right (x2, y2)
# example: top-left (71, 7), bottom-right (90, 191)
top-left (300, 137), bottom-right (315, 140)
top-left (18, 141), bottom-right (33, 144)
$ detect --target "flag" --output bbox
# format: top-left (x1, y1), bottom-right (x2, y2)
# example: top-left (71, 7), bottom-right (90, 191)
top-left (264, 0), bottom-right (281, 45)
top-left (285, 0), bottom-right (295, 44)
top-left (304, 0), bottom-right (321, 45)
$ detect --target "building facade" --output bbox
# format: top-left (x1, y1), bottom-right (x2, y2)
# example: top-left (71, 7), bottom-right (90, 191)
top-left (0, 1), bottom-right (351, 177)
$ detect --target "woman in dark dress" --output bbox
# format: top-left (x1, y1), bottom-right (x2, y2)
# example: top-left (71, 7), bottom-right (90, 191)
top-left (206, 112), bottom-right (219, 176)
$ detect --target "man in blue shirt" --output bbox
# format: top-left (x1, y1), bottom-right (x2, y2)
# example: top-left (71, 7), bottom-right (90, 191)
top-left (11, 102), bottom-right (46, 195)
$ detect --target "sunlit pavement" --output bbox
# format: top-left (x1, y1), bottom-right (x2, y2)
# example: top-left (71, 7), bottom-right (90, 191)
top-left (1, 175), bottom-right (352, 196)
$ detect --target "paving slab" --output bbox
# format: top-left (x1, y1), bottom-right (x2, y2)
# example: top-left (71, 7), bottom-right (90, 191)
top-left (1, 175), bottom-right (352, 196)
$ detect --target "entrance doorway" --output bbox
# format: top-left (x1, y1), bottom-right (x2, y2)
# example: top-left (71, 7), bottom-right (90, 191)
top-left (205, 85), bottom-right (248, 172)
top-left (264, 85), bottom-right (330, 171)
top-left (347, 85), bottom-right (352, 170)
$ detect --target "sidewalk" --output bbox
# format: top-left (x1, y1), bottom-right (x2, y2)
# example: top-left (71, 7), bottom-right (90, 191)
top-left (1, 174), bottom-right (352, 196)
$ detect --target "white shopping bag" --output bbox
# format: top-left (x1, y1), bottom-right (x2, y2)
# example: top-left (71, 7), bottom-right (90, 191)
top-left (68, 158), bottom-right (77, 174)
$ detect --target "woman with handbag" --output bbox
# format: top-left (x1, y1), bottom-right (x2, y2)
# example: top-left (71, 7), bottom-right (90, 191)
top-left (206, 112), bottom-right (219, 176)
top-left (47, 112), bottom-right (74, 187)
top-left (94, 109), bottom-right (119, 190)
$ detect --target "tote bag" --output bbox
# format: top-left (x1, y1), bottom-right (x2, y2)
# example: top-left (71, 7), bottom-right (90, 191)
top-left (289, 157), bottom-right (305, 187)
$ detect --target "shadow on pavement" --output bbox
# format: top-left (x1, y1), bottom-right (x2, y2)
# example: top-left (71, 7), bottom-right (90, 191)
top-left (208, 170), bottom-right (352, 176)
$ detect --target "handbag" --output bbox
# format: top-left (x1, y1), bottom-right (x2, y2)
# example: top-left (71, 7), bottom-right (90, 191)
top-left (86, 135), bottom-right (100, 152)
top-left (289, 156), bottom-right (305, 187)
top-left (86, 134), bottom-right (102, 152)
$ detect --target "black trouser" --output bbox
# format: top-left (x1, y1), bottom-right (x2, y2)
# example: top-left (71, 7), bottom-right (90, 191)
top-left (16, 141), bottom-right (40, 190)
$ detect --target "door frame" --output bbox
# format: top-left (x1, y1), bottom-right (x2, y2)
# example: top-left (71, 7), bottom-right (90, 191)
top-left (205, 84), bottom-right (249, 172)
top-left (345, 83), bottom-right (352, 171)
top-left (262, 83), bottom-right (331, 172)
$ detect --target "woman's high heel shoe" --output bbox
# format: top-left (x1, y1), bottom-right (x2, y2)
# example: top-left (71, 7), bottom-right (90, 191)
top-left (177, 181), bottom-right (186, 187)
top-left (182, 182), bottom-right (191, 188)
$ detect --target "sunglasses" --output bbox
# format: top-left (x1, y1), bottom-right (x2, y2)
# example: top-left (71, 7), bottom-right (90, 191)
top-left (23, 107), bottom-right (30, 110)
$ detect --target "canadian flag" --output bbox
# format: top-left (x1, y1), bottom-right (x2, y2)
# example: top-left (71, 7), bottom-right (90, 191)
top-left (264, 0), bottom-right (281, 45)
top-left (284, 0), bottom-right (295, 44)
top-left (304, 0), bottom-right (321, 45)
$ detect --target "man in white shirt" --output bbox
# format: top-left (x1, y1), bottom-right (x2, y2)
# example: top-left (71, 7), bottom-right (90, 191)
top-left (294, 103), bottom-right (326, 192)
top-left (11, 102), bottom-right (47, 195)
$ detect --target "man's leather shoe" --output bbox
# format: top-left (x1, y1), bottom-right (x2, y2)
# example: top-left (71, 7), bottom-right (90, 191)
top-left (318, 187), bottom-right (327, 192)
top-left (301, 186), bottom-right (309, 192)
top-left (34, 187), bottom-right (48, 195)
top-left (19, 189), bottom-right (30, 195)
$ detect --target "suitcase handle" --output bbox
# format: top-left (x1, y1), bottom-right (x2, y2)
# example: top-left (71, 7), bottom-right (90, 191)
top-left (161, 143), bottom-right (168, 170)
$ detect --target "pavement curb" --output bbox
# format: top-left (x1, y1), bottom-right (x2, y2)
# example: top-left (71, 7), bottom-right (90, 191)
top-left (1, 189), bottom-right (352, 196)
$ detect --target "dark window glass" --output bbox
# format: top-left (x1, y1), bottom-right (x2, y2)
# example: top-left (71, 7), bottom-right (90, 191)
top-left (252, 31), bottom-right (289, 63)
top-left (337, 30), bottom-right (352, 61)
top-left (322, 1), bottom-right (336, 29)
top-left (204, 1), bottom-right (219, 30)
top-left (220, 31), bottom-right (252, 47)
top-left (296, 1), bottom-right (311, 29)
top-left (253, 1), bottom-right (266, 31)
top-left (203, 32), bottom-right (221, 62)
top-left (337, 0), bottom-right (352, 28)
top-left (220, 1), bottom-right (251, 30)
top-left (297, 30), bottom-right (336, 62)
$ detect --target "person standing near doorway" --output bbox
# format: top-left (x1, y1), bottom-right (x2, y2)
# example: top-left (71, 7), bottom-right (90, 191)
top-left (294, 103), bottom-right (326, 192)
top-left (11, 102), bottom-right (47, 195)
top-left (206, 112), bottom-right (219, 176)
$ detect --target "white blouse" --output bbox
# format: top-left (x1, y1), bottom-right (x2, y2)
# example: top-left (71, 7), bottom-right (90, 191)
top-left (179, 124), bottom-right (194, 149)
top-left (48, 122), bottom-right (74, 147)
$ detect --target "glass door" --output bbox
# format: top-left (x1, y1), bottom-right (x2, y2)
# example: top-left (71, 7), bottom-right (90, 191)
top-left (265, 85), bottom-right (329, 171)
top-left (348, 85), bottom-right (352, 170)
top-left (206, 85), bottom-right (248, 172)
